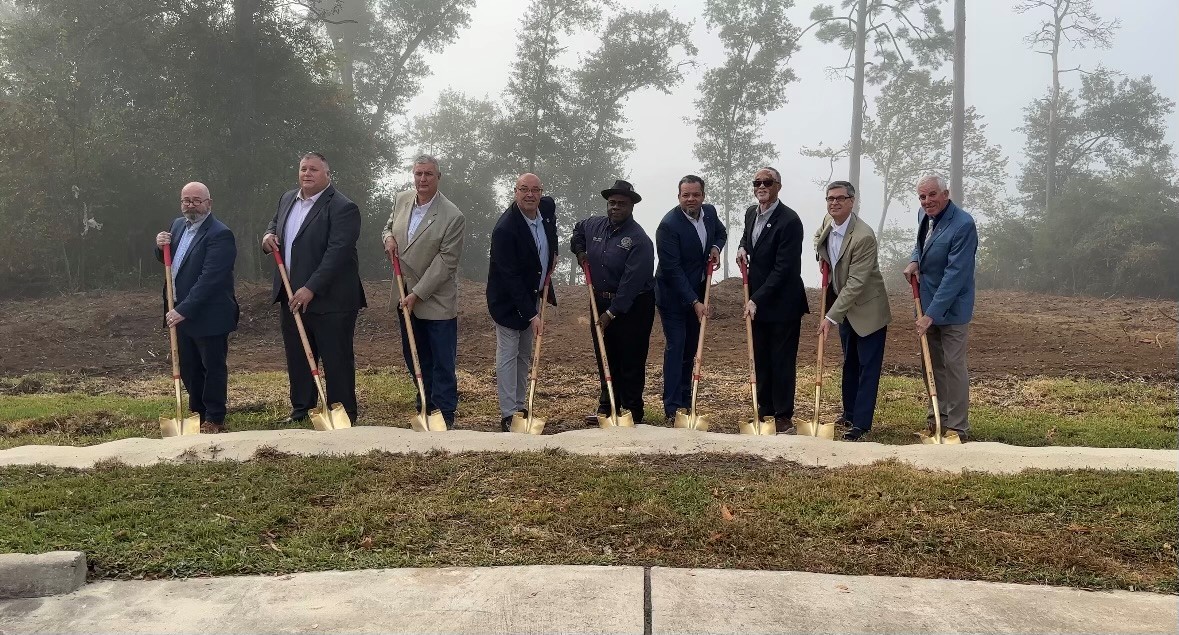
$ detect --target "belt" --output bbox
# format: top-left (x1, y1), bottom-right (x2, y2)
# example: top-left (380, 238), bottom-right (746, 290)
top-left (595, 291), bottom-right (618, 299)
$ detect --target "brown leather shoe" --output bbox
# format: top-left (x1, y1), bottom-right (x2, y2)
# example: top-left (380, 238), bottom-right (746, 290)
top-left (774, 416), bottom-right (795, 435)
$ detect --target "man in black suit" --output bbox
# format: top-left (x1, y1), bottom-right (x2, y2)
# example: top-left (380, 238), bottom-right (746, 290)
top-left (654, 175), bottom-right (726, 424)
top-left (486, 173), bottom-right (558, 431)
top-left (736, 167), bottom-right (810, 434)
top-left (154, 182), bottom-right (239, 433)
top-left (261, 152), bottom-right (367, 424)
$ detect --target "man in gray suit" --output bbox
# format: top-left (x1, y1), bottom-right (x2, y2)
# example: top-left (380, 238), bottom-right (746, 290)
top-left (382, 155), bottom-right (466, 429)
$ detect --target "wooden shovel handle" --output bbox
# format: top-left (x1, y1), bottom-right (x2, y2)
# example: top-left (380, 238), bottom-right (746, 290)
top-left (390, 251), bottom-right (430, 418)
top-left (910, 275), bottom-right (944, 437)
top-left (738, 257), bottom-right (760, 422)
top-left (271, 250), bottom-right (329, 405)
top-left (582, 261), bottom-right (619, 417)
top-left (162, 242), bottom-right (183, 420)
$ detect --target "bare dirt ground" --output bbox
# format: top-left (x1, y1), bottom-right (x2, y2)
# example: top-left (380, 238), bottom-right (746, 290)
top-left (2, 278), bottom-right (1173, 381)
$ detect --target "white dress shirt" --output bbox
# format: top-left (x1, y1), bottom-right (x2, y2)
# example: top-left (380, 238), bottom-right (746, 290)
top-left (522, 210), bottom-right (549, 293)
top-left (824, 215), bottom-right (852, 325)
top-left (283, 188), bottom-right (326, 268)
top-left (408, 194), bottom-right (437, 241)
top-left (172, 212), bottom-right (209, 282)
top-left (750, 199), bottom-right (779, 247)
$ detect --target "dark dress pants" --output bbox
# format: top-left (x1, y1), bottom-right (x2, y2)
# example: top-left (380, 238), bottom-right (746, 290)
top-left (838, 321), bottom-right (887, 431)
top-left (592, 291), bottom-right (655, 423)
top-left (280, 308), bottom-right (359, 422)
top-left (658, 285), bottom-right (704, 419)
top-left (397, 312), bottom-right (459, 428)
top-left (177, 332), bottom-right (229, 424)
top-left (751, 315), bottom-right (802, 419)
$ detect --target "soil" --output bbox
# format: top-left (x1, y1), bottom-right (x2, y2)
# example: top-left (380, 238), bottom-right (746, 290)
top-left (1, 279), bottom-right (1173, 381)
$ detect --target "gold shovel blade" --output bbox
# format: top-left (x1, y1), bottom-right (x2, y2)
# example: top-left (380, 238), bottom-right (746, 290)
top-left (510, 411), bottom-right (545, 435)
top-left (598, 409), bottom-right (635, 428)
top-left (160, 413), bottom-right (201, 438)
top-left (410, 414), bottom-right (428, 433)
top-left (796, 420), bottom-right (836, 440)
top-left (673, 409), bottom-right (709, 431)
top-left (310, 403), bottom-right (352, 431)
top-left (426, 409), bottom-right (448, 432)
top-left (919, 429), bottom-right (962, 445)
top-left (739, 416), bottom-right (776, 436)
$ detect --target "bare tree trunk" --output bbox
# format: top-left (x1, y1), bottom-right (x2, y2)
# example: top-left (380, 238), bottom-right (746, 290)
top-left (950, 0), bottom-right (965, 203)
top-left (847, 0), bottom-right (868, 213)
top-left (1045, 5), bottom-right (1063, 207)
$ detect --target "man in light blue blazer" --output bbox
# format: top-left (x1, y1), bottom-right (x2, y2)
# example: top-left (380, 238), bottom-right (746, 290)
top-left (654, 175), bottom-right (726, 423)
top-left (903, 173), bottom-right (977, 440)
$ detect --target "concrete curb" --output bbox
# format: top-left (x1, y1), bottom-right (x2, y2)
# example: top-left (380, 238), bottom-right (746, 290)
top-left (1, 565), bottom-right (1174, 634)
top-left (0, 425), bottom-right (1175, 474)
top-left (0, 551), bottom-right (86, 599)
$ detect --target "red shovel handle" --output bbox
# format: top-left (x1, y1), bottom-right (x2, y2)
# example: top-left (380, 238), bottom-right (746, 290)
top-left (580, 261), bottom-right (592, 286)
top-left (391, 252), bottom-right (403, 277)
top-left (820, 259), bottom-right (830, 288)
top-left (163, 242), bottom-right (173, 267)
top-left (909, 274), bottom-right (920, 299)
top-left (271, 249), bottom-right (284, 268)
top-left (738, 257), bottom-right (748, 283)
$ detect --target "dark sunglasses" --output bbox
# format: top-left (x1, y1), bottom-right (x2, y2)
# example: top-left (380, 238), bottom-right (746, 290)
top-left (752, 179), bottom-right (777, 188)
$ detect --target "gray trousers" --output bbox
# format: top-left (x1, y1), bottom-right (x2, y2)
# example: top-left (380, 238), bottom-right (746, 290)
top-left (923, 323), bottom-right (970, 434)
top-left (495, 323), bottom-right (535, 419)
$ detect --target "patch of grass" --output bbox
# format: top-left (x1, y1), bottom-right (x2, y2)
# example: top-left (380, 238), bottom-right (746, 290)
top-left (0, 453), bottom-right (1173, 592)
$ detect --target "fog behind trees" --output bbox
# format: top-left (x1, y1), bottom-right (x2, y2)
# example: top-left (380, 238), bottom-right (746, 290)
top-left (1, 0), bottom-right (1174, 299)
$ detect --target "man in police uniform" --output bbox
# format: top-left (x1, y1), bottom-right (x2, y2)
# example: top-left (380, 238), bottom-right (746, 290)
top-left (571, 180), bottom-right (655, 425)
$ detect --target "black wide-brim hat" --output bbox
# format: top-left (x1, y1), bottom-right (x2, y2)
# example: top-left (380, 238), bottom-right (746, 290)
top-left (601, 179), bottom-right (642, 204)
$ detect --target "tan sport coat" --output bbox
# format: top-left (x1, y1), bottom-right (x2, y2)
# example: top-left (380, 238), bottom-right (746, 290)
top-left (814, 213), bottom-right (891, 337)
top-left (381, 190), bottom-right (465, 320)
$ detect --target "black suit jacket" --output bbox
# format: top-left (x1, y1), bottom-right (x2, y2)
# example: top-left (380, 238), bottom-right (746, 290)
top-left (154, 214), bottom-right (239, 338)
top-left (655, 203), bottom-right (727, 310)
top-left (738, 201), bottom-right (809, 321)
top-left (486, 196), bottom-right (558, 330)
top-left (265, 184), bottom-right (367, 313)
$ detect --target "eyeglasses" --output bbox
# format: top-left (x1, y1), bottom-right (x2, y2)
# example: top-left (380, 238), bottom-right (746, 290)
top-left (752, 180), bottom-right (777, 188)
top-left (180, 198), bottom-right (208, 206)
top-left (825, 195), bottom-right (853, 203)
top-left (515, 187), bottom-right (544, 195)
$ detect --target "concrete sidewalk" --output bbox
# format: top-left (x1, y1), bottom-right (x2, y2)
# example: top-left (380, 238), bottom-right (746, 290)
top-left (1, 425), bottom-right (1175, 474)
top-left (1, 566), bottom-right (1173, 634)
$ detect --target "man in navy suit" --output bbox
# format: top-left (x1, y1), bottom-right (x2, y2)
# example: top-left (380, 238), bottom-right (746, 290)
top-left (903, 173), bottom-right (978, 441)
top-left (654, 175), bottom-right (726, 424)
top-left (262, 152), bottom-right (367, 424)
top-left (154, 182), bottom-right (238, 433)
top-left (486, 173), bottom-right (558, 431)
top-left (736, 167), bottom-right (810, 434)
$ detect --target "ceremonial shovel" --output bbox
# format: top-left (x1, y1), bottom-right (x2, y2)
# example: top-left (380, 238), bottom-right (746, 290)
top-left (582, 262), bottom-right (634, 428)
top-left (911, 276), bottom-right (961, 445)
top-left (159, 242), bottom-right (201, 437)
top-left (674, 260), bottom-right (716, 431)
top-left (510, 271), bottom-right (553, 435)
top-left (391, 251), bottom-right (447, 432)
top-left (796, 260), bottom-right (836, 440)
top-left (737, 258), bottom-right (775, 436)
top-left (271, 250), bottom-right (351, 431)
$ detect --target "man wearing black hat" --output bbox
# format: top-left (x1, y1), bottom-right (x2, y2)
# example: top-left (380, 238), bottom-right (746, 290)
top-left (571, 180), bottom-right (656, 425)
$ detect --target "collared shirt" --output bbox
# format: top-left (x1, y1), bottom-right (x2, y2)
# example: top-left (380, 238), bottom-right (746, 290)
top-left (172, 212), bottom-right (210, 281)
top-left (283, 188), bottom-right (326, 268)
top-left (570, 215), bottom-right (654, 315)
top-left (408, 193), bottom-right (437, 242)
top-left (681, 208), bottom-right (707, 253)
top-left (917, 203), bottom-right (949, 253)
top-left (751, 199), bottom-right (779, 247)
top-left (827, 214), bottom-right (851, 268)
top-left (521, 209), bottom-right (549, 292)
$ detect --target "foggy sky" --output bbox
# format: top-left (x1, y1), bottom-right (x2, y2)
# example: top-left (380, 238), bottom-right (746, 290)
top-left (404, 0), bottom-right (1179, 284)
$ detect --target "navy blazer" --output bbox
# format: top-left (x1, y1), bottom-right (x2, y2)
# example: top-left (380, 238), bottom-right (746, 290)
top-left (738, 201), bottom-right (810, 322)
top-left (486, 196), bottom-right (559, 331)
top-left (655, 204), bottom-right (727, 310)
top-left (154, 214), bottom-right (239, 338)
top-left (265, 184), bottom-right (367, 313)
top-left (910, 200), bottom-right (977, 325)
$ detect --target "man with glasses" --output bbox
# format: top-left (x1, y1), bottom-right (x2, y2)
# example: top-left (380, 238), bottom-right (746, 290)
top-left (486, 173), bottom-right (558, 431)
top-left (572, 180), bottom-right (656, 426)
top-left (814, 181), bottom-right (891, 441)
top-left (654, 175), bottom-right (726, 424)
top-left (903, 173), bottom-right (977, 442)
top-left (735, 167), bottom-right (809, 434)
top-left (154, 182), bottom-right (238, 433)
top-left (263, 152), bottom-right (366, 426)
top-left (382, 155), bottom-right (466, 429)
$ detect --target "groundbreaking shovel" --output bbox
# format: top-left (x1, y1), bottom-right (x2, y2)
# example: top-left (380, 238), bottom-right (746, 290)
top-left (674, 260), bottom-right (716, 431)
top-left (737, 258), bottom-right (775, 436)
top-left (511, 271), bottom-right (553, 435)
top-left (159, 242), bottom-right (201, 438)
top-left (797, 260), bottom-right (836, 440)
top-left (582, 262), bottom-right (634, 428)
top-left (910, 276), bottom-right (961, 445)
top-left (271, 250), bottom-right (352, 431)
top-left (391, 252), bottom-right (447, 432)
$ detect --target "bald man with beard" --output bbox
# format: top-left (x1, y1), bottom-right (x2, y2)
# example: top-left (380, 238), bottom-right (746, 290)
top-left (154, 182), bottom-right (239, 433)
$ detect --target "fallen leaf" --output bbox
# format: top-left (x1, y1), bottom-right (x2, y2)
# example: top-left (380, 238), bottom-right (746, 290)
top-left (359, 536), bottom-right (373, 549)
top-left (720, 504), bottom-right (735, 521)
top-left (836, 584), bottom-right (850, 593)
top-left (1066, 524), bottom-right (1090, 533)
top-left (707, 532), bottom-right (724, 543)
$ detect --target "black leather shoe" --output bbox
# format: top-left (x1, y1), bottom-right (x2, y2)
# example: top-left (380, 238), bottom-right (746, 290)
top-left (279, 413), bottom-right (308, 425)
top-left (841, 427), bottom-right (868, 441)
top-left (500, 416), bottom-right (513, 432)
top-left (774, 416), bottom-right (795, 435)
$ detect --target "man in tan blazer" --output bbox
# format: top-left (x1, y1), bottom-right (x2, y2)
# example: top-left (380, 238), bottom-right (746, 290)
top-left (815, 180), bottom-right (891, 441)
top-left (382, 154), bottom-right (466, 429)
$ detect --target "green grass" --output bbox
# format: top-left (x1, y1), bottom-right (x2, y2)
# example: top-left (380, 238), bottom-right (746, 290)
top-left (0, 452), bottom-right (1173, 591)
top-left (0, 371), bottom-right (1174, 450)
